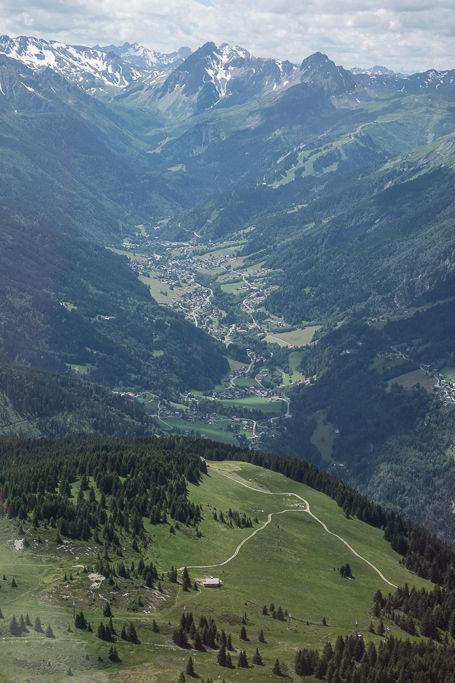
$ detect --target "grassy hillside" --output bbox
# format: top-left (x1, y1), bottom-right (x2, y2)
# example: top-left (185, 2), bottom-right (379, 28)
top-left (0, 455), bottom-right (431, 682)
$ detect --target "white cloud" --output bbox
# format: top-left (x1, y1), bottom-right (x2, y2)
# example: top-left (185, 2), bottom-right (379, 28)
top-left (0, 0), bottom-right (453, 71)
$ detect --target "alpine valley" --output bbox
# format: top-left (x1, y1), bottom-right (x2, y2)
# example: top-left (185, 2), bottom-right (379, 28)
top-left (0, 31), bottom-right (455, 682)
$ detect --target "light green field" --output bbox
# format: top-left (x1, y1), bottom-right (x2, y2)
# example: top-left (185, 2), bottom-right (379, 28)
top-left (265, 326), bottom-right (321, 348)
top-left (160, 416), bottom-right (240, 444)
top-left (443, 367), bottom-right (455, 382)
top-left (0, 461), bottom-right (431, 682)
top-left (387, 369), bottom-right (436, 393)
top-left (280, 351), bottom-right (306, 386)
top-left (220, 280), bottom-right (245, 296)
top-left (218, 396), bottom-right (285, 416)
top-left (139, 272), bottom-right (192, 305)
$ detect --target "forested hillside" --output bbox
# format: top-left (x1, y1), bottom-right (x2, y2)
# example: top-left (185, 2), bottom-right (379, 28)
top-left (0, 362), bottom-right (157, 438)
top-left (0, 210), bottom-right (228, 393)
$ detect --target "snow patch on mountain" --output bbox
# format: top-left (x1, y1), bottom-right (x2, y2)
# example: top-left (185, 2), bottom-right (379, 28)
top-left (0, 35), bottom-right (190, 91)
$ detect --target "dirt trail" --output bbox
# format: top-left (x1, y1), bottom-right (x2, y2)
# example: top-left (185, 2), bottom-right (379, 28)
top-left (203, 470), bottom-right (398, 589)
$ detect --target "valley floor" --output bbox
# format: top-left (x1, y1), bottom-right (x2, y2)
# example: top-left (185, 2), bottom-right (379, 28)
top-left (114, 233), bottom-right (318, 449)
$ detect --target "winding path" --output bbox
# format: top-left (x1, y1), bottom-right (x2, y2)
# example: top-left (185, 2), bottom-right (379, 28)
top-left (181, 469), bottom-right (397, 589)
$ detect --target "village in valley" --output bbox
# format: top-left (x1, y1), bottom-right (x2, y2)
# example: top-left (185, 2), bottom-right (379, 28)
top-left (112, 228), bottom-right (317, 447)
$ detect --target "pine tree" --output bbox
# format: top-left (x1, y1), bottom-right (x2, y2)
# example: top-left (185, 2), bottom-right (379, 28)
top-left (45, 623), bottom-right (54, 638)
top-left (227, 633), bottom-right (234, 651)
top-left (173, 627), bottom-right (188, 648)
top-left (240, 625), bottom-right (248, 641)
top-left (217, 644), bottom-right (227, 667)
top-left (11, 577), bottom-right (17, 588)
top-left (34, 616), bottom-right (43, 633)
top-left (9, 615), bottom-right (21, 636)
top-left (377, 619), bottom-right (385, 636)
top-left (273, 658), bottom-right (282, 676)
top-left (253, 648), bottom-right (263, 665)
top-left (238, 650), bottom-right (249, 668)
top-left (186, 656), bottom-right (195, 676)
top-left (108, 646), bottom-right (121, 662)
top-left (152, 619), bottom-right (160, 633)
top-left (182, 567), bottom-right (192, 592)
top-left (19, 615), bottom-right (28, 633)
top-left (75, 611), bottom-right (87, 630)
top-left (127, 622), bottom-right (140, 644)
top-left (25, 614), bottom-right (32, 627)
top-left (168, 566), bottom-right (178, 583)
top-left (103, 602), bottom-right (112, 617)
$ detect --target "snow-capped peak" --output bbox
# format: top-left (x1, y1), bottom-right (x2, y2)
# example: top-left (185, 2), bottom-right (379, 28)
top-left (0, 34), bottom-right (190, 91)
top-left (158, 41), bottom-right (299, 114)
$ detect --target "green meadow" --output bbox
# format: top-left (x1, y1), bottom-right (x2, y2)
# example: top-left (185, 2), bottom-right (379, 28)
top-left (0, 461), bottom-right (430, 682)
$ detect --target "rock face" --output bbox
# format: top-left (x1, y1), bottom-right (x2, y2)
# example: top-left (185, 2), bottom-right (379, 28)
top-left (156, 41), bottom-right (299, 114)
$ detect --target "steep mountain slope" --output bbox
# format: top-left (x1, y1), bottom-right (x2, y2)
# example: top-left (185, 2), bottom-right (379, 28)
top-left (267, 134), bottom-right (455, 322)
top-left (154, 41), bottom-right (298, 116)
top-left (0, 53), bottom-right (228, 396)
top-left (0, 53), bottom-right (176, 241)
top-left (0, 209), bottom-right (228, 393)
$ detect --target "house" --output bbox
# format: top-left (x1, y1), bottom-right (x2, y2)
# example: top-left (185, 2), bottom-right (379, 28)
top-left (203, 576), bottom-right (222, 588)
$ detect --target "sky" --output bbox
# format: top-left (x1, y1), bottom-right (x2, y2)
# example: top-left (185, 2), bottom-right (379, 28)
top-left (0, 0), bottom-right (454, 72)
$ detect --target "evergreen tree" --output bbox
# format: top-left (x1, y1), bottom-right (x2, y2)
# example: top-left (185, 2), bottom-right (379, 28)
top-left (173, 627), bottom-right (188, 648)
top-left (240, 625), bottom-right (248, 641)
top-left (182, 567), bottom-right (192, 592)
top-left (259, 628), bottom-right (266, 643)
top-left (34, 616), bottom-right (43, 633)
top-left (186, 656), bottom-right (195, 677)
top-left (217, 644), bottom-right (227, 667)
top-left (103, 602), bottom-right (112, 618)
top-left (108, 646), bottom-right (121, 663)
top-left (9, 615), bottom-right (21, 636)
top-left (75, 611), bottom-right (87, 630)
top-left (238, 650), bottom-right (248, 668)
top-left (127, 622), bottom-right (140, 644)
top-left (253, 648), bottom-right (263, 665)
top-left (273, 658), bottom-right (282, 676)
top-left (45, 624), bottom-right (54, 638)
